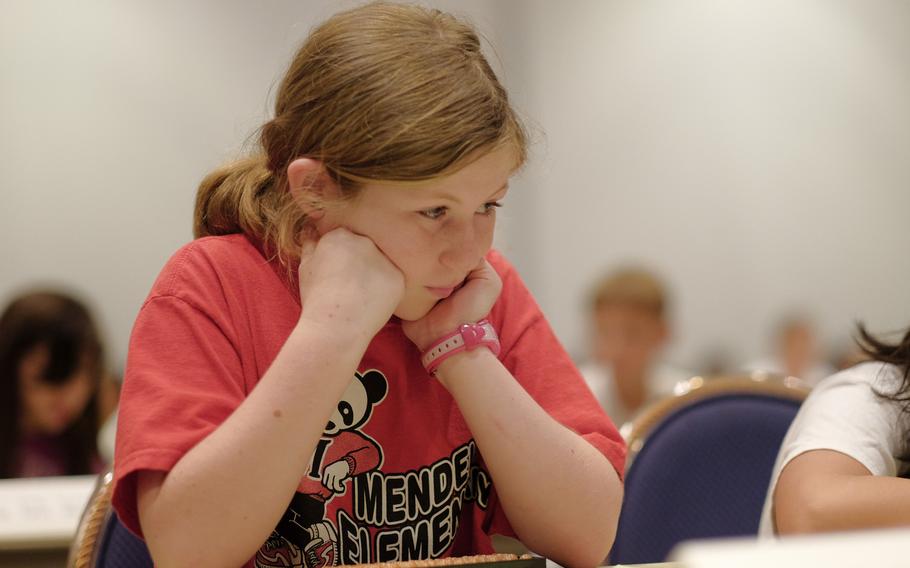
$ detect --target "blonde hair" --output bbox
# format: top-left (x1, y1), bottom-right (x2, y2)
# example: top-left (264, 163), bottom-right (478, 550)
top-left (194, 2), bottom-right (527, 263)
top-left (589, 267), bottom-right (668, 317)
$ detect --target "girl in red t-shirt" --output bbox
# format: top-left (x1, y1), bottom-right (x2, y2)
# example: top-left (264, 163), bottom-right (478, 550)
top-left (114, 4), bottom-right (626, 567)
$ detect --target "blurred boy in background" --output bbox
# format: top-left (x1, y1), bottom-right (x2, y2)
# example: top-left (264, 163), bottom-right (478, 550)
top-left (744, 314), bottom-right (834, 387)
top-left (579, 267), bottom-right (691, 427)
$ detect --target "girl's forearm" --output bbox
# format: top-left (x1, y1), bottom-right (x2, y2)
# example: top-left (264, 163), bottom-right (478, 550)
top-left (798, 476), bottom-right (910, 532)
top-left (775, 450), bottom-right (910, 535)
top-left (138, 320), bottom-right (369, 567)
top-left (436, 349), bottom-right (623, 568)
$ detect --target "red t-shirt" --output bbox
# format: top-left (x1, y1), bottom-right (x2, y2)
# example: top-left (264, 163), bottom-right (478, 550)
top-left (113, 234), bottom-right (625, 567)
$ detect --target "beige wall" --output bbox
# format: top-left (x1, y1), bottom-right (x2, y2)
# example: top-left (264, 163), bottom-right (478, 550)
top-left (501, 0), bottom-right (910, 367)
top-left (2, 1), bottom-right (909, 372)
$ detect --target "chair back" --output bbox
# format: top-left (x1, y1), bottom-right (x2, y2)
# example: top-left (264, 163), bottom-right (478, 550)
top-left (68, 470), bottom-right (153, 568)
top-left (609, 374), bottom-right (809, 564)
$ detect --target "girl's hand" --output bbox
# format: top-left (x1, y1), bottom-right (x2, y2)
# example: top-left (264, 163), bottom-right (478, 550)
top-left (297, 227), bottom-right (405, 340)
top-left (402, 259), bottom-right (502, 352)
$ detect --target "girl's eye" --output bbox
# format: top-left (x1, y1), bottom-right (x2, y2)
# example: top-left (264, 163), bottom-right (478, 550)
top-left (419, 206), bottom-right (448, 220)
top-left (419, 201), bottom-right (502, 220)
top-left (478, 201), bottom-right (502, 215)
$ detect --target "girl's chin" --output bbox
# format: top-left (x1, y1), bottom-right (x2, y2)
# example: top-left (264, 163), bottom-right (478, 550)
top-left (38, 419), bottom-right (71, 436)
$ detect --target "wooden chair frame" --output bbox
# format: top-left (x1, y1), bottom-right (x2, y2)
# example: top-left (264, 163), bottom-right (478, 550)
top-left (67, 470), bottom-right (115, 568)
top-left (621, 372), bottom-right (810, 471)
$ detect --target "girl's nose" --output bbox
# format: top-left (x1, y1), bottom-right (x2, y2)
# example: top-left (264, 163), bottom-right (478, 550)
top-left (439, 219), bottom-right (488, 274)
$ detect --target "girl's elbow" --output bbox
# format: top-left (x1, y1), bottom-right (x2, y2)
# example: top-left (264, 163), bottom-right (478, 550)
top-left (554, 539), bottom-right (612, 568)
top-left (567, 471), bottom-right (623, 567)
top-left (146, 538), bottom-right (243, 568)
top-left (584, 535), bottom-right (615, 568)
top-left (775, 486), bottom-right (836, 535)
top-left (557, 508), bottom-right (621, 568)
top-left (143, 529), bottom-right (200, 568)
top-left (141, 509), bottom-right (248, 567)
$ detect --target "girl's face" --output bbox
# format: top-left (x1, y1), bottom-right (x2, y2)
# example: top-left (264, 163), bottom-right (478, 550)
top-left (18, 345), bottom-right (95, 436)
top-left (321, 145), bottom-right (516, 321)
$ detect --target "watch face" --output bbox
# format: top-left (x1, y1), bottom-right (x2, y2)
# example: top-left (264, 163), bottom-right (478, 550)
top-left (460, 323), bottom-right (488, 348)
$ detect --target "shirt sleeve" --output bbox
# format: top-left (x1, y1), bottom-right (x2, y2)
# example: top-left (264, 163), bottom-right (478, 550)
top-left (776, 363), bottom-right (907, 479)
top-left (112, 252), bottom-right (247, 537)
top-left (480, 251), bottom-right (627, 537)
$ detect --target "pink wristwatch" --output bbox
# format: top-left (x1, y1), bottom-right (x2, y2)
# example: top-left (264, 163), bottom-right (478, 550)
top-left (421, 320), bottom-right (501, 375)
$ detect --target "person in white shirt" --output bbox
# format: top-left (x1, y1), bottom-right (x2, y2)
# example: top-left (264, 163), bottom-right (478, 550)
top-left (744, 314), bottom-right (835, 388)
top-left (759, 324), bottom-right (910, 536)
top-left (579, 267), bottom-right (691, 427)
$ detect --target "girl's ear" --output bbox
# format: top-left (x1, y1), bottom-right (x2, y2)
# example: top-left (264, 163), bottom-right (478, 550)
top-left (286, 158), bottom-right (342, 218)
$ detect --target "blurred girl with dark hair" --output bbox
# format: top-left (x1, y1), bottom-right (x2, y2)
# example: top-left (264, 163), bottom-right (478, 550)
top-left (0, 290), bottom-right (103, 478)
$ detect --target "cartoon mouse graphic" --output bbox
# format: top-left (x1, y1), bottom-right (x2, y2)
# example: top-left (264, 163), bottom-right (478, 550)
top-left (256, 369), bottom-right (388, 568)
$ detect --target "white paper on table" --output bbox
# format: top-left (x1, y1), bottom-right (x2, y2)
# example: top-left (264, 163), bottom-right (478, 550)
top-left (670, 526), bottom-right (910, 568)
top-left (0, 475), bottom-right (96, 551)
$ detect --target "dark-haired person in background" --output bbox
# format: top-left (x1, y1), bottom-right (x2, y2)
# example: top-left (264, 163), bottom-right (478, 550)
top-left (0, 290), bottom-right (104, 478)
top-left (760, 324), bottom-right (910, 535)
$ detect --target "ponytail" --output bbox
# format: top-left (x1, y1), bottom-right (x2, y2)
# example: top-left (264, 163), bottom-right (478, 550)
top-left (193, 154), bottom-right (274, 239)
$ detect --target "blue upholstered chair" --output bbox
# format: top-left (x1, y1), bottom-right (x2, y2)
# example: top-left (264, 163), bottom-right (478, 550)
top-left (609, 374), bottom-right (809, 565)
top-left (68, 470), bottom-right (153, 568)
